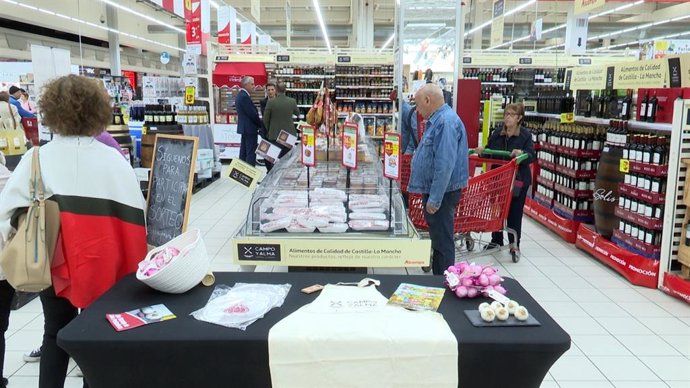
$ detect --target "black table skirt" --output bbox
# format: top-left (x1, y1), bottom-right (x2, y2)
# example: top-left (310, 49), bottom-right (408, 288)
top-left (57, 272), bottom-right (570, 388)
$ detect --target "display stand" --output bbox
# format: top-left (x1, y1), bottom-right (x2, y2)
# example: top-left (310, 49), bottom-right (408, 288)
top-left (524, 197), bottom-right (578, 243)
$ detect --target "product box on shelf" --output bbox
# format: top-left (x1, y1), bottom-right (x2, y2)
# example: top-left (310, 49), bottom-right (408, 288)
top-left (611, 230), bottom-right (661, 260)
top-left (635, 87), bottom-right (690, 124)
top-left (576, 224), bottom-right (659, 288)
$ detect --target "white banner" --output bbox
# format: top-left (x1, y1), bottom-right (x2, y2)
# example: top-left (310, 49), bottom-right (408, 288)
top-left (218, 5), bottom-right (236, 44)
top-left (241, 21), bottom-right (257, 45)
top-left (30, 44), bottom-right (71, 142)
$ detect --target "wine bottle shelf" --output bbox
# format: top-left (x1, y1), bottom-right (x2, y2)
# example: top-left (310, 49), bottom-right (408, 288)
top-left (525, 112), bottom-right (672, 132)
top-left (533, 192), bottom-right (554, 208)
top-left (628, 160), bottom-right (668, 177)
top-left (553, 201), bottom-right (594, 222)
top-left (555, 165), bottom-right (597, 179)
top-left (538, 160), bottom-right (556, 170)
top-left (536, 176), bottom-right (555, 189)
top-left (614, 206), bottom-right (664, 231)
top-left (276, 74), bottom-right (335, 79)
top-left (554, 183), bottom-right (593, 199)
top-left (618, 183), bottom-right (665, 205)
top-left (539, 142), bottom-right (602, 159)
top-left (612, 230), bottom-right (661, 259)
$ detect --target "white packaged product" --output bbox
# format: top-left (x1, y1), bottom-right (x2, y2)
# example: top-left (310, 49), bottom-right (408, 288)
top-left (295, 215), bottom-right (330, 228)
top-left (287, 221), bottom-right (316, 233)
top-left (349, 206), bottom-right (386, 213)
top-left (311, 188), bottom-right (347, 202)
top-left (349, 212), bottom-right (387, 221)
top-left (192, 283), bottom-right (291, 330)
top-left (348, 220), bottom-right (390, 231)
top-left (260, 217), bottom-right (293, 233)
top-left (318, 223), bottom-right (349, 233)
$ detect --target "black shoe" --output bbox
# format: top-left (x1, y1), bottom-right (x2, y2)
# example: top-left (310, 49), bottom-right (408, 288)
top-left (1, 377), bottom-right (8, 387)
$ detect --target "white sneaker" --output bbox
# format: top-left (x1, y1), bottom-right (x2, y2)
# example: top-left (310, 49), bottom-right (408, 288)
top-left (23, 347), bottom-right (41, 363)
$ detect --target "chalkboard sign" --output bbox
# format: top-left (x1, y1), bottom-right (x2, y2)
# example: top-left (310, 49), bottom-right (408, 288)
top-left (146, 134), bottom-right (198, 247)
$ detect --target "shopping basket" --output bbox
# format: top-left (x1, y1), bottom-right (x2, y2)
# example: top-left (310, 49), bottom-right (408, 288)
top-left (408, 149), bottom-right (528, 263)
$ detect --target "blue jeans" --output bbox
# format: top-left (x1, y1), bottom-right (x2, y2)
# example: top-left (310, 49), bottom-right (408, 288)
top-left (239, 134), bottom-right (257, 166)
top-left (423, 190), bottom-right (461, 275)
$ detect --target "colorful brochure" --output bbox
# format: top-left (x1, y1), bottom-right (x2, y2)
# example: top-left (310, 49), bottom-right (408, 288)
top-left (106, 304), bottom-right (176, 332)
top-left (387, 283), bottom-right (446, 312)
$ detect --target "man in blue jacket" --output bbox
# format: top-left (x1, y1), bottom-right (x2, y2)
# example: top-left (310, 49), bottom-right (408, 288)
top-left (8, 86), bottom-right (35, 118)
top-left (408, 84), bottom-right (469, 275)
top-left (236, 76), bottom-right (262, 166)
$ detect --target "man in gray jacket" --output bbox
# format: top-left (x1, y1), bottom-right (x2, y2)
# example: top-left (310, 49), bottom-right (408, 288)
top-left (263, 82), bottom-right (299, 172)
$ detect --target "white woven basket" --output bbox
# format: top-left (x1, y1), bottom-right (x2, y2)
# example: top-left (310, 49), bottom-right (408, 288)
top-left (136, 229), bottom-right (210, 294)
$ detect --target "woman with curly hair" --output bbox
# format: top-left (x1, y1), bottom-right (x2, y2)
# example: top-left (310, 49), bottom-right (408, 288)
top-left (0, 75), bottom-right (148, 388)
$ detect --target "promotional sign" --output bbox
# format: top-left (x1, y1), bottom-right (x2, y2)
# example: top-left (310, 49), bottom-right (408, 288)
top-left (570, 65), bottom-right (607, 90)
top-left (383, 132), bottom-right (401, 180)
top-left (668, 57), bottom-right (682, 88)
top-left (146, 135), bottom-right (198, 247)
top-left (648, 39), bottom-right (690, 59)
top-left (151, 0), bottom-right (185, 18)
top-left (490, 0), bottom-right (505, 48)
top-left (301, 126), bottom-right (316, 167)
top-left (566, 16), bottom-right (588, 54)
top-left (276, 130), bottom-right (297, 149)
top-left (613, 59), bottom-right (667, 89)
top-left (217, 5), bottom-right (236, 44)
top-left (341, 123), bottom-right (358, 169)
top-left (531, 18), bottom-right (543, 40)
top-left (184, 0), bottom-right (209, 54)
top-left (232, 237), bottom-right (432, 267)
top-left (241, 21), bottom-right (257, 45)
top-left (228, 158), bottom-right (260, 190)
top-left (680, 53), bottom-right (690, 87)
top-left (184, 86), bottom-right (195, 105)
top-left (255, 138), bottom-right (282, 164)
top-left (574, 0), bottom-right (606, 15)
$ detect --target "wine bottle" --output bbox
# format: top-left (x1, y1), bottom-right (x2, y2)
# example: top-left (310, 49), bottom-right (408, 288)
top-left (620, 89), bottom-right (632, 120)
top-left (647, 92), bottom-right (658, 123)
top-left (639, 92), bottom-right (649, 121)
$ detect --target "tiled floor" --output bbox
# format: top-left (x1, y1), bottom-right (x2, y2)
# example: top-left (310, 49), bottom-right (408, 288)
top-left (6, 174), bottom-right (690, 387)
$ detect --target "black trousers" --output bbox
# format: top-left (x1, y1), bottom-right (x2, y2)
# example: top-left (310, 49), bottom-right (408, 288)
top-left (39, 287), bottom-right (88, 388)
top-left (239, 134), bottom-right (258, 166)
top-left (264, 141), bottom-right (290, 173)
top-left (492, 184), bottom-right (529, 248)
top-left (0, 280), bottom-right (15, 380)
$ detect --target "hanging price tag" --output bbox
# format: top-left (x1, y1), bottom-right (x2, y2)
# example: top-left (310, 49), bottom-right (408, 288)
top-left (383, 132), bottom-right (401, 180)
top-left (619, 159), bottom-right (630, 173)
top-left (301, 125), bottom-right (316, 167)
top-left (560, 112), bottom-right (574, 123)
top-left (341, 123), bottom-right (358, 169)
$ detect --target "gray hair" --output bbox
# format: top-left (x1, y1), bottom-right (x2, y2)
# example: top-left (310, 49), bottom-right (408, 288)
top-left (241, 76), bottom-right (254, 87)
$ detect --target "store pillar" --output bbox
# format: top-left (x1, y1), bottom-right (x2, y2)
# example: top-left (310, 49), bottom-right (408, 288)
top-left (106, 3), bottom-right (121, 76)
top-left (353, 0), bottom-right (374, 49)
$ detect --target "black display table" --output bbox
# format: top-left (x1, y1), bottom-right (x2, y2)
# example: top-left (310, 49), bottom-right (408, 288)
top-left (57, 272), bottom-right (570, 388)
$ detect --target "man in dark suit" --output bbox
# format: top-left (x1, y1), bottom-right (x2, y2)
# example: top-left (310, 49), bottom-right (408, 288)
top-left (236, 76), bottom-right (262, 166)
top-left (259, 83), bottom-right (276, 117)
top-left (263, 82), bottom-right (300, 172)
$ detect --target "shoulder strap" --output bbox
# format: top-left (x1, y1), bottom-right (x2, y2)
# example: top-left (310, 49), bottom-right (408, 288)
top-left (30, 147), bottom-right (45, 201)
top-left (406, 106), bottom-right (418, 149)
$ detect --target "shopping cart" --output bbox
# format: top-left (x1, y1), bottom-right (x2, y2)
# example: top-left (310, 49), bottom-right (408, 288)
top-left (408, 149), bottom-right (528, 263)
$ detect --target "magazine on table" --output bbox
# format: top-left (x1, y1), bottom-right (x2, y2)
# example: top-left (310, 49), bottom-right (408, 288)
top-left (387, 283), bottom-right (446, 312)
top-left (106, 304), bottom-right (176, 332)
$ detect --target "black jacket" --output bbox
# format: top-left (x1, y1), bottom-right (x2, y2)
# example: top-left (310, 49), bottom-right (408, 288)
top-left (486, 126), bottom-right (535, 186)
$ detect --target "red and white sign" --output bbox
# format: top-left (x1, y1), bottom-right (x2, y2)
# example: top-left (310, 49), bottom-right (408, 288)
top-left (217, 5), bottom-right (236, 44)
top-left (185, 0), bottom-right (210, 55)
top-left (662, 273), bottom-right (690, 305)
top-left (151, 0), bottom-right (185, 18)
top-left (301, 126), bottom-right (316, 167)
top-left (383, 132), bottom-right (401, 180)
top-left (341, 123), bottom-right (358, 170)
top-left (241, 21), bottom-right (257, 45)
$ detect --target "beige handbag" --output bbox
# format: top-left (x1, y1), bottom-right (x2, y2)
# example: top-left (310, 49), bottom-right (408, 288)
top-left (0, 147), bottom-right (60, 292)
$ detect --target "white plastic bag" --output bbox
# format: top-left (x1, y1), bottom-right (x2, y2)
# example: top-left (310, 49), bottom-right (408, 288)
top-left (192, 283), bottom-right (292, 330)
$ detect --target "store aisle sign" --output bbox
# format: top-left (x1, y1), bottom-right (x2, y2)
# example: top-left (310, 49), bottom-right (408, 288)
top-left (570, 66), bottom-right (607, 90)
top-left (383, 132), bottom-right (401, 181)
top-left (228, 158), bottom-right (260, 190)
top-left (574, 0), bottom-right (606, 15)
top-left (146, 135), bottom-right (198, 247)
top-left (612, 59), bottom-right (667, 89)
top-left (301, 126), bottom-right (316, 167)
top-left (185, 0), bottom-right (202, 54)
top-left (342, 123), bottom-right (358, 169)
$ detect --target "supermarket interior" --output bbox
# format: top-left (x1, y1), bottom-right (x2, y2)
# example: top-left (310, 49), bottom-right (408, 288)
top-left (1, 0), bottom-right (690, 387)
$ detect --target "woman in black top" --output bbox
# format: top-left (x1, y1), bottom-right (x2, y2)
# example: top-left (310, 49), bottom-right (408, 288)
top-left (476, 103), bottom-right (535, 253)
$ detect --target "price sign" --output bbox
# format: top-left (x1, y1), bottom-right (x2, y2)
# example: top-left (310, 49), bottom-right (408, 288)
top-left (276, 54), bottom-right (290, 62)
top-left (337, 56), bottom-right (352, 63)
top-left (228, 158), bottom-right (260, 190)
top-left (255, 139), bottom-right (282, 164)
top-left (579, 58), bottom-right (592, 65)
top-left (341, 123), bottom-right (358, 169)
top-left (519, 57), bottom-right (533, 65)
top-left (620, 159), bottom-right (630, 173)
top-left (301, 125), bottom-right (316, 167)
top-left (463, 57), bottom-right (472, 64)
top-left (185, 86), bottom-right (195, 105)
top-left (383, 132), bottom-right (401, 180)
top-left (560, 112), bottom-right (575, 123)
